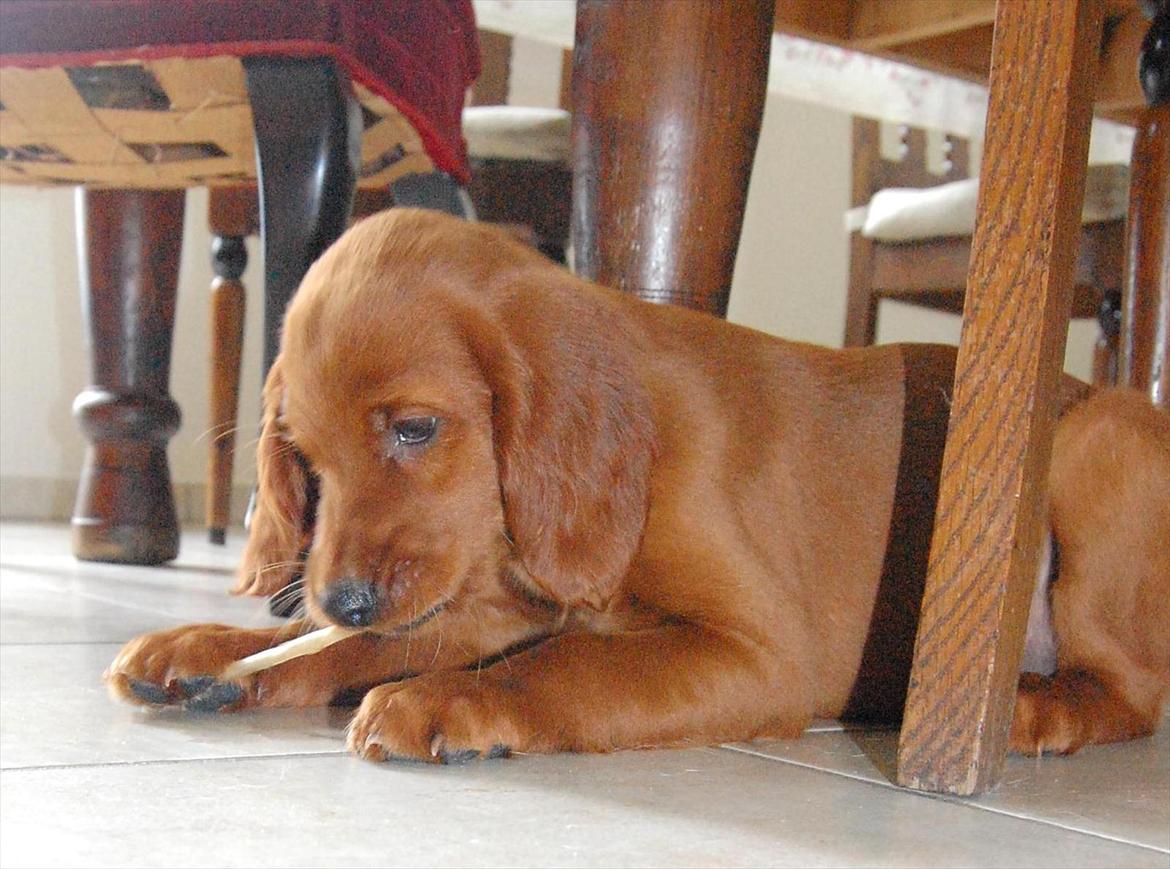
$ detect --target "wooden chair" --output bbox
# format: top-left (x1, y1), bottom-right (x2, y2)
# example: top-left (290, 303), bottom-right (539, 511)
top-left (845, 118), bottom-right (1126, 385)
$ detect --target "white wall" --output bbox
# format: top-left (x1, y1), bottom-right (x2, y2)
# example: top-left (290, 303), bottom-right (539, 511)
top-left (0, 36), bottom-right (1097, 526)
top-left (0, 185), bottom-right (267, 522)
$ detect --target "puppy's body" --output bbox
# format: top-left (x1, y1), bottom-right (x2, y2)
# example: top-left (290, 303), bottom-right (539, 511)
top-left (108, 211), bottom-right (1170, 761)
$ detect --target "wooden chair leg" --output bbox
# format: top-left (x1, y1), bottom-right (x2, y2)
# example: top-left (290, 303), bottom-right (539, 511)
top-left (570, 0), bottom-right (773, 317)
top-left (896, 0), bottom-right (1103, 796)
top-left (242, 57), bottom-right (359, 379)
top-left (72, 189), bottom-right (184, 565)
top-left (1121, 102), bottom-right (1170, 409)
top-left (845, 233), bottom-right (879, 347)
top-left (205, 188), bottom-right (257, 544)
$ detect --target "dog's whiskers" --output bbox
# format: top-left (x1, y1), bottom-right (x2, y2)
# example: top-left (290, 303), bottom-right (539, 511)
top-left (268, 578), bottom-right (306, 610)
top-left (192, 421), bottom-right (239, 446)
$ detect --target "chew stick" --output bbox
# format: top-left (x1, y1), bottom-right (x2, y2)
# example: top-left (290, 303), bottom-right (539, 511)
top-left (219, 625), bottom-right (358, 681)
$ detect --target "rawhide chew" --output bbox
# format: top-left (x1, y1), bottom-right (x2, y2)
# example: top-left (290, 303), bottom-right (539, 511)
top-left (219, 625), bottom-right (358, 681)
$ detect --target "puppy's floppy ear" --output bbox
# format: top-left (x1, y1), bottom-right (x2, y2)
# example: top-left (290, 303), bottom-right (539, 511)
top-left (464, 272), bottom-right (656, 610)
top-left (234, 358), bottom-right (317, 597)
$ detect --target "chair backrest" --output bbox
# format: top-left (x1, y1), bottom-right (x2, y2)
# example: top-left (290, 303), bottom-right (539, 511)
top-left (851, 118), bottom-right (970, 209)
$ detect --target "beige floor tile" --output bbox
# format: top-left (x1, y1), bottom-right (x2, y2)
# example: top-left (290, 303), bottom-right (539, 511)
top-left (3, 749), bottom-right (1165, 869)
top-left (0, 644), bottom-right (345, 769)
top-left (1, 522), bottom-right (1167, 868)
top-left (727, 716), bottom-right (1170, 851)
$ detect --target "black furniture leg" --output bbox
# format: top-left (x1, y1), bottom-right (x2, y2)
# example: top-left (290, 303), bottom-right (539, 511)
top-left (243, 57), bottom-right (361, 378)
top-left (242, 57), bottom-right (359, 613)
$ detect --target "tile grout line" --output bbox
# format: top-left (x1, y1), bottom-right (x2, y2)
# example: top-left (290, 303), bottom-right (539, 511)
top-left (0, 749), bottom-right (349, 774)
top-left (717, 743), bottom-right (1170, 856)
top-left (0, 640), bottom-right (128, 647)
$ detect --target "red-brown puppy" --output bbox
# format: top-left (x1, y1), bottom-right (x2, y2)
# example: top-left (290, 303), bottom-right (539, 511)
top-left (107, 210), bottom-right (1170, 762)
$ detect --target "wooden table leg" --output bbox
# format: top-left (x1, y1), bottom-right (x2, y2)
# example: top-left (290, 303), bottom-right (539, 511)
top-left (569, 0), bottom-right (773, 318)
top-left (896, 0), bottom-right (1104, 796)
top-left (72, 189), bottom-right (184, 565)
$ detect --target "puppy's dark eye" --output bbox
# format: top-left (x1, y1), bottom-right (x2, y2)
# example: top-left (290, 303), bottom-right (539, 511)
top-left (393, 416), bottom-right (439, 447)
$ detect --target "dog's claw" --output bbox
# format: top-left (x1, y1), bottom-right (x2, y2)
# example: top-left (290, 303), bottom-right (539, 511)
top-left (438, 747), bottom-right (481, 764)
top-left (183, 681), bottom-right (244, 713)
top-left (127, 678), bottom-right (168, 705)
top-left (175, 676), bottom-right (216, 696)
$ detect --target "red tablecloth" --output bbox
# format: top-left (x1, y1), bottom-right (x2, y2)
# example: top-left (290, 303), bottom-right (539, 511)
top-left (0, 0), bottom-right (480, 182)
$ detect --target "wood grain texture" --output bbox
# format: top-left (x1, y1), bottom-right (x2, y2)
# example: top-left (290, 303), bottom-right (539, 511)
top-left (772, 0), bottom-right (849, 40)
top-left (570, 0), bottom-right (773, 317)
top-left (896, 0), bottom-right (1105, 795)
top-left (850, 0), bottom-right (996, 48)
top-left (1121, 103), bottom-right (1170, 408)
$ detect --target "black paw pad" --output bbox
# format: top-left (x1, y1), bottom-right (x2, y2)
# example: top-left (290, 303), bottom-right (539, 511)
top-left (127, 678), bottom-right (168, 705)
top-left (438, 748), bottom-right (481, 765)
top-left (183, 681), bottom-right (244, 713)
top-left (175, 676), bottom-right (216, 696)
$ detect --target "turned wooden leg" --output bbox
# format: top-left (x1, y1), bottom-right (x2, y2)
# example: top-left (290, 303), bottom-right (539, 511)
top-left (1121, 4), bottom-right (1170, 408)
top-left (570, 0), bottom-right (773, 317)
top-left (206, 187), bottom-right (256, 544)
top-left (72, 189), bottom-right (184, 565)
top-left (243, 57), bottom-right (359, 377)
top-left (896, 0), bottom-right (1103, 796)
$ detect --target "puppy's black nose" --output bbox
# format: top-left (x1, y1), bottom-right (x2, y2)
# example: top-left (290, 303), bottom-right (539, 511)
top-left (319, 577), bottom-right (381, 627)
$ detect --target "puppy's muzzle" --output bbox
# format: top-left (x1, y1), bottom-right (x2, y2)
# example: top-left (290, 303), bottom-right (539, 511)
top-left (319, 577), bottom-right (382, 628)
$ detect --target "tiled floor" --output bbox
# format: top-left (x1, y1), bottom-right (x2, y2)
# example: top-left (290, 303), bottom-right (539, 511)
top-left (1, 522), bottom-right (1167, 868)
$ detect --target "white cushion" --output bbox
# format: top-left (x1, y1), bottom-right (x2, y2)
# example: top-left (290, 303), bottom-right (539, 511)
top-left (462, 106), bottom-right (571, 163)
top-left (846, 163), bottom-right (1130, 242)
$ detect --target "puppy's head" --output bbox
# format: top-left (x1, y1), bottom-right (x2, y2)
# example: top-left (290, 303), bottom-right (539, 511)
top-left (248, 209), bottom-right (654, 634)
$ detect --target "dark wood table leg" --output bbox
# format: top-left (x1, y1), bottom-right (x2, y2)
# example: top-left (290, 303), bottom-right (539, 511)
top-left (1121, 4), bottom-right (1169, 409)
top-left (243, 57), bottom-right (359, 378)
top-left (570, 0), bottom-right (773, 318)
top-left (72, 189), bottom-right (184, 565)
top-left (896, 0), bottom-right (1102, 795)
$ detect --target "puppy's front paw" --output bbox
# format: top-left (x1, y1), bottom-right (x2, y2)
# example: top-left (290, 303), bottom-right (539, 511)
top-left (347, 673), bottom-right (522, 764)
top-left (105, 624), bottom-right (283, 713)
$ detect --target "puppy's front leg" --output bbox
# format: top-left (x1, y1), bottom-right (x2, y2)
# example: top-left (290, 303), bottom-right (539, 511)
top-left (106, 622), bottom-right (465, 712)
top-left (348, 623), bottom-right (806, 763)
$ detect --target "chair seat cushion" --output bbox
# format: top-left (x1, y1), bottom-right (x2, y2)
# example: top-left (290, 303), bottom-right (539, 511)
top-left (463, 106), bottom-right (571, 164)
top-left (846, 163), bottom-right (1130, 242)
top-left (0, 0), bottom-right (479, 188)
